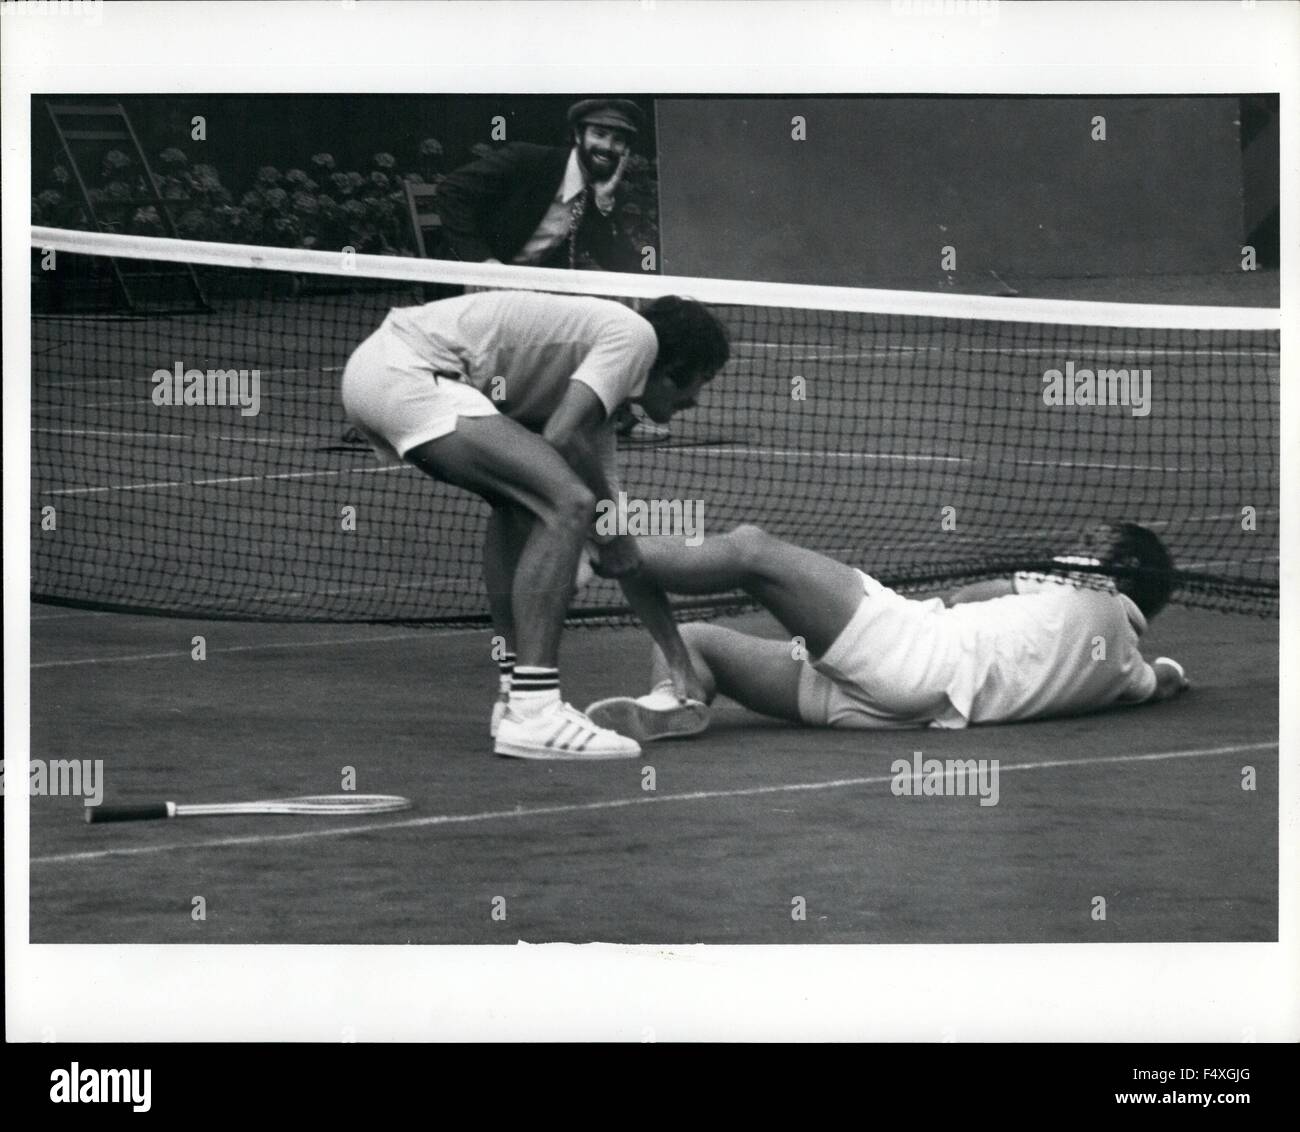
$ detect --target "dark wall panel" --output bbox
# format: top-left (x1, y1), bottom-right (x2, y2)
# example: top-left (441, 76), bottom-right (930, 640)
top-left (655, 97), bottom-right (1244, 287)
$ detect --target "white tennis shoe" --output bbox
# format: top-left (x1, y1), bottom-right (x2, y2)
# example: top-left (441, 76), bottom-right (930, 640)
top-left (584, 688), bottom-right (710, 742)
top-left (494, 701), bottom-right (641, 760)
top-left (490, 692), bottom-right (508, 739)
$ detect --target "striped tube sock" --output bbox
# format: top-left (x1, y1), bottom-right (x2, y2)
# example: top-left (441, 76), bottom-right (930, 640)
top-left (509, 666), bottom-right (561, 717)
top-left (497, 651), bottom-right (517, 695)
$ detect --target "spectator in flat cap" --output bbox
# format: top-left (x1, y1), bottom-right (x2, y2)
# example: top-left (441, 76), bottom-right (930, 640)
top-left (436, 98), bottom-right (669, 441)
top-left (437, 98), bottom-right (647, 273)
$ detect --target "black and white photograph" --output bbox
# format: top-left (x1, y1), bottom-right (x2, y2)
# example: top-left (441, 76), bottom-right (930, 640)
top-left (5, 0), bottom-right (1297, 1060)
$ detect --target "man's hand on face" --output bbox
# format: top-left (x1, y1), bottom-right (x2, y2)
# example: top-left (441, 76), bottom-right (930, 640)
top-left (592, 151), bottom-right (629, 214)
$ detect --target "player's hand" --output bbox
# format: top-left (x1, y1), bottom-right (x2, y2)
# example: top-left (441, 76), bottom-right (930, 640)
top-left (1153, 656), bottom-right (1190, 698)
top-left (593, 534), bottom-right (642, 579)
top-left (592, 152), bottom-right (628, 214)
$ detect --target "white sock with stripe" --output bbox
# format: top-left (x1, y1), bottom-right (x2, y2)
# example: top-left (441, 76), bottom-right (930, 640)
top-left (497, 651), bottom-right (516, 695)
top-left (509, 666), bottom-right (560, 718)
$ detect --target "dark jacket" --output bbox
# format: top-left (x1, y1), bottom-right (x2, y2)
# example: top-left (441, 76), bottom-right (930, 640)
top-left (436, 142), bottom-right (640, 272)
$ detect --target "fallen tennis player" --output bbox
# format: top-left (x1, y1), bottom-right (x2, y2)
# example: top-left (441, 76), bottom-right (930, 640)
top-left (342, 290), bottom-right (727, 759)
top-left (584, 521), bottom-right (1190, 739)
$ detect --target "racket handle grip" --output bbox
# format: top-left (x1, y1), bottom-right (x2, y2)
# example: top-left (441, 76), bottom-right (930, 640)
top-left (85, 802), bottom-right (176, 823)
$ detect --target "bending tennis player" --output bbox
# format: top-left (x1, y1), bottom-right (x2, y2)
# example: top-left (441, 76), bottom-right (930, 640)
top-left (585, 521), bottom-right (1190, 739)
top-left (342, 289), bottom-right (727, 759)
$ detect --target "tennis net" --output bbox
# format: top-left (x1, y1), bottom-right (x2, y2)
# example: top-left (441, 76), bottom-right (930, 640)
top-left (30, 227), bottom-right (1280, 622)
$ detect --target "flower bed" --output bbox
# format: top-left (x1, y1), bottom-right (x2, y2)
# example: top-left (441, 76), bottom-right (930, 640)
top-left (35, 137), bottom-right (659, 256)
top-left (32, 143), bottom-right (451, 255)
top-left (33, 136), bottom-right (661, 300)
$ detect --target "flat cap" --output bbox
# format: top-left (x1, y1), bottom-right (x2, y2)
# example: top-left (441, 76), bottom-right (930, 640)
top-left (566, 98), bottom-right (645, 136)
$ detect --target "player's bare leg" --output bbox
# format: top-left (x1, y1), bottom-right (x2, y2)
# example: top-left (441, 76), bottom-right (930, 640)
top-left (650, 624), bottom-right (802, 721)
top-left (407, 415), bottom-right (639, 758)
top-left (586, 621), bottom-right (804, 738)
top-left (587, 526), bottom-right (857, 738)
top-left (483, 503), bottom-right (530, 648)
top-left (407, 416), bottom-right (590, 668)
top-left (638, 525), bottom-right (864, 656)
top-left (483, 502), bottom-right (532, 736)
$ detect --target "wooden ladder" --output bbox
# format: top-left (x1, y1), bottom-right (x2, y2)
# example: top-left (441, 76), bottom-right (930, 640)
top-left (46, 100), bottom-right (208, 311)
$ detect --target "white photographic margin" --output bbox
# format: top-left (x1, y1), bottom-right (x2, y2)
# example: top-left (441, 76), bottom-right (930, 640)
top-left (4, 0), bottom-right (1297, 1043)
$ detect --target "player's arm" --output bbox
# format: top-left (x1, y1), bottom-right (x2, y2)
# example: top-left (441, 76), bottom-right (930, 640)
top-left (944, 578), bottom-right (1016, 606)
top-left (541, 384), bottom-right (645, 580)
top-left (542, 385), bottom-right (705, 703)
top-left (1147, 657), bottom-right (1191, 702)
top-left (541, 320), bottom-right (656, 505)
top-left (607, 566), bottom-right (707, 703)
top-left (1114, 656), bottom-right (1189, 709)
top-left (541, 382), bottom-right (615, 496)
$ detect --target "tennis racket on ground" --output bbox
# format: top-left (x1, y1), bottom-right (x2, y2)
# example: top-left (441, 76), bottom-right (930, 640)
top-left (85, 794), bottom-right (412, 823)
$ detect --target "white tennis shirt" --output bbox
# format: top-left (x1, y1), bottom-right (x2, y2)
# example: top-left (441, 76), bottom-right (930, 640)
top-left (382, 290), bottom-right (658, 429)
top-left (937, 572), bottom-right (1158, 726)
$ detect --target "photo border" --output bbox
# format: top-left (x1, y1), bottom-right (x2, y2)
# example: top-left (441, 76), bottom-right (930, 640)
top-left (5, 0), bottom-right (1296, 1043)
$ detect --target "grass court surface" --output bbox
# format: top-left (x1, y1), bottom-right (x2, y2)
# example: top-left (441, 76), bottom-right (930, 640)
top-left (30, 601), bottom-right (1276, 944)
top-left (29, 265), bottom-right (1278, 944)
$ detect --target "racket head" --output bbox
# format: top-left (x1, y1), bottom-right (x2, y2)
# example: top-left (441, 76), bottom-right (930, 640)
top-left (229, 794), bottom-right (413, 816)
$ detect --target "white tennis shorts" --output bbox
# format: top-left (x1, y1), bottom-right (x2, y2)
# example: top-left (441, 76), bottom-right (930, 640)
top-left (796, 571), bottom-right (967, 729)
top-left (341, 321), bottom-right (497, 460)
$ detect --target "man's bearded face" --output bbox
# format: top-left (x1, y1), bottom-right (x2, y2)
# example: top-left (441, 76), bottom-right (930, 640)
top-left (576, 124), bottom-right (631, 180)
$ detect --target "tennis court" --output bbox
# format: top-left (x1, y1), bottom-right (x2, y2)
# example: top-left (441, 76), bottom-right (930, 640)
top-left (29, 603), bottom-right (1277, 943)
top-left (28, 236), bottom-right (1279, 944)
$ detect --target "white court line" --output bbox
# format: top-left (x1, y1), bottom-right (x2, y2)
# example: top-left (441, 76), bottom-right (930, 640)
top-left (35, 443), bottom-right (1273, 488)
top-left (732, 342), bottom-right (1280, 359)
top-left (35, 393), bottom-right (344, 412)
top-left (31, 378), bottom-right (126, 389)
top-left (38, 441), bottom-right (1267, 495)
top-left (29, 629), bottom-right (471, 670)
top-left (30, 740), bottom-right (1278, 866)
top-left (838, 510), bottom-right (1280, 544)
top-left (1009, 456), bottom-right (1258, 474)
top-left (31, 427), bottom-right (321, 447)
top-left (30, 607), bottom-right (113, 622)
top-left (667, 446), bottom-right (1260, 475)
top-left (1180, 555), bottom-right (1280, 570)
top-left (238, 574), bottom-right (476, 606)
top-left (34, 365), bottom-right (346, 391)
top-left (42, 461), bottom-right (405, 496)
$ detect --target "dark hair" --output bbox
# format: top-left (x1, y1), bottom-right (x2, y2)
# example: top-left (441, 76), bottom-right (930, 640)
top-left (1103, 522), bottom-right (1175, 619)
top-left (642, 296), bottom-right (730, 386)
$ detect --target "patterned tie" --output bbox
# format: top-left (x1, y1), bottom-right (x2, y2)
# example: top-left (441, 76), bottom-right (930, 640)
top-left (567, 189), bottom-right (588, 269)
